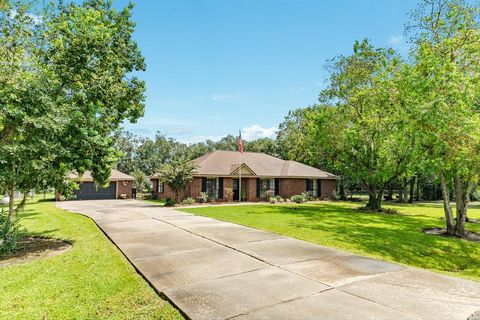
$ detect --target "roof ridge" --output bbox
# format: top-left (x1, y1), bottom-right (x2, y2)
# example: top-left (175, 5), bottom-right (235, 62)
top-left (287, 159), bottom-right (337, 177)
top-left (195, 151), bottom-right (217, 165)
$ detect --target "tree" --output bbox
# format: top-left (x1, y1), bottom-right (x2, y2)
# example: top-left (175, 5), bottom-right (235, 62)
top-left (132, 169), bottom-right (147, 199)
top-left (158, 159), bottom-right (197, 203)
top-left (277, 107), bottom-right (320, 166)
top-left (0, 0), bottom-right (145, 252)
top-left (245, 138), bottom-right (279, 157)
top-left (114, 130), bottom-right (140, 174)
top-left (407, 0), bottom-right (480, 235)
top-left (317, 39), bottom-right (413, 211)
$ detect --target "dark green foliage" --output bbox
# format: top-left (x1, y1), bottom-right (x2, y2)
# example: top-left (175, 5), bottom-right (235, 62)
top-left (164, 198), bottom-right (176, 207)
top-left (0, 206), bottom-right (19, 256)
top-left (0, 0), bottom-right (145, 250)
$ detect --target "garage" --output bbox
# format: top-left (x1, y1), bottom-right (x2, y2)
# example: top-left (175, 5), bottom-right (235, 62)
top-left (57, 169), bottom-right (134, 201)
top-left (73, 182), bottom-right (116, 200)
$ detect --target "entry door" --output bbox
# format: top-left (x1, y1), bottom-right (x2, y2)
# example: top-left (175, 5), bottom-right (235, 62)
top-left (233, 179), bottom-right (239, 200)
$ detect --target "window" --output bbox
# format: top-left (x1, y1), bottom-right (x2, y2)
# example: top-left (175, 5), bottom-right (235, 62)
top-left (307, 179), bottom-right (318, 196)
top-left (312, 179), bottom-right (318, 196)
top-left (158, 181), bottom-right (164, 194)
top-left (206, 178), bottom-right (218, 199)
top-left (259, 178), bottom-right (275, 198)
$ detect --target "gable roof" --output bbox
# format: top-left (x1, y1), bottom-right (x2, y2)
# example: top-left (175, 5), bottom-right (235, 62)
top-left (180, 151), bottom-right (338, 179)
top-left (68, 169), bottom-right (134, 182)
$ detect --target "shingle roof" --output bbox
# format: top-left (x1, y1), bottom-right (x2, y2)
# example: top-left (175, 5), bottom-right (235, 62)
top-left (152, 151), bottom-right (338, 179)
top-left (68, 169), bottom-right (134, 181)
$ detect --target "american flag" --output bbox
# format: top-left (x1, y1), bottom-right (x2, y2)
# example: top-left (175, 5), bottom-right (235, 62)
top-left (237, 130), bottom-right (244, 154)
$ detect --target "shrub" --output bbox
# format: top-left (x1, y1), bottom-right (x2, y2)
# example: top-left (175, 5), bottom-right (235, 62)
top-left (197, 192), bottom-right (209, 203)
top-left (224, 187), bottom-right (234, 202)
top-left (291, 194), bottom-right (306, 203)
top-left (471, 187), bottom-right (480, 201)
top-left (302, 191), bottom-right (316, 201)
top-left (0, 207), bottom-right (19, 256)
top-left (182, 197), bottom-right (196, 205)
top-left (269, 197), bottom-right (278, 204)
top-left (165, 198), bottom-right (176, 207)
top-left (266, 190), bottom-right (275, 201)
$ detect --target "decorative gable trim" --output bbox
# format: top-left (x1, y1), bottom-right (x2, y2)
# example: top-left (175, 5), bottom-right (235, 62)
top-left (230, 163), bottom-right (256, 176)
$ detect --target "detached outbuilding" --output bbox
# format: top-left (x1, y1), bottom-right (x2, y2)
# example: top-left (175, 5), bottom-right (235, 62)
top-left (150, 151), bottom-right (338, 202)
top-left (57, 169), bottom-right (134, 200)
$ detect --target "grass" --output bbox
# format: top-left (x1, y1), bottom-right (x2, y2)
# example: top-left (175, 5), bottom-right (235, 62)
top-left (180, 200), bottom-right (480, 281)
top-left (0, 200), bottom-right (183, 320)
top-left (144, 198), bottom-right (166, 206)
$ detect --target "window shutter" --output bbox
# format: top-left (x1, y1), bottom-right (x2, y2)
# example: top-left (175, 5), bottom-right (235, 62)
top-left (218, 177), bottom-right (224, 199)
top-left (256, 178), bottom-right (261, 198)
top-left (317, 179), bottom-right (321, 197)
top-left (275, 178), bottom-right (280, 196)
top-left (201, 177), bottom-right (207, 192)
top-left (306, 179), bottom-right (311, 192)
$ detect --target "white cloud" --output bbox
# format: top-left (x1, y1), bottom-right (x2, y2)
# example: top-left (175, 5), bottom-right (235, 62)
top-left (9, 9), bottom-right (43, 24)
top-left (289, 86), bottom-right (305, 92)
top-left (388, 35), bottom-right (403, 46)
top-left (182, 135), bottom-right (224, 144)
top-left (241, 124), bottom-right (277, 141)
top-left (210, 92), bottom-right (247, 101)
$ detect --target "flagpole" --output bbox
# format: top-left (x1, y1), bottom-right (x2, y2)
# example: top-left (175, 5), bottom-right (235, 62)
top-left (238, 129), bottom-right (243, 203)
top-left (239, 153), bottom-right (241, 203)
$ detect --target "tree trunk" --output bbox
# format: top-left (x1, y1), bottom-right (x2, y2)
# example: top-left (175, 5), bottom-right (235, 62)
top-left (3, 188), bottom-right (15, 241)
top-left (339, 180), bottom-right (346, 200)
top-left (453, 175), bottom-right (472, 237)
top-left (387, 184), bottom-right (393, 201)
top-left (415, 174), bottom-right (420, 201)
top-left (366, 187), bottom-right (383, 211)
top-left (377, 189), bottom-right (384, 210)
top-left (398, 184), bottom-right (403, 202)
top-left (439, 170), bottom-right (455, 235)
top-left (409, 176), bottom-right (415, 204)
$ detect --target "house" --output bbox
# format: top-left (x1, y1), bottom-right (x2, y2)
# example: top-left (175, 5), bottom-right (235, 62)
top-left (57, 169), bottom-right (134, 200)
top-left (150, 151), bottom-right (338, 202)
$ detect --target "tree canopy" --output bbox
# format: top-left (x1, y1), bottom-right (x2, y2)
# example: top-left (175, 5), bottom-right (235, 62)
top-left (0, 0), bottom-right (145, 252)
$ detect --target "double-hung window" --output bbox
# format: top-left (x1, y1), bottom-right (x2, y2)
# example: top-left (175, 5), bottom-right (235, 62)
top-left (307, 179), bottom-right (318, 196)
top-left (158, 181), bottom-right (164, 194)
top-left (206, 178), bottom-right (218, 199)
top-left (259, 178), bottom-right (275, 198)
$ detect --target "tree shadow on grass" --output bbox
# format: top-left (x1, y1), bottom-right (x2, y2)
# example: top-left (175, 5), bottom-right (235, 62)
top-left (267, 204), bottom-right (480, 274)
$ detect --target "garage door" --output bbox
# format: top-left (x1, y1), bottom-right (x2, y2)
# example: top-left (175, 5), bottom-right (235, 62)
top-left (73, 182), bottom-right (116, 200)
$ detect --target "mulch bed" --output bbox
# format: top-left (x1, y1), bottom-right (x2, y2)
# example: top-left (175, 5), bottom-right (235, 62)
top-left (423, 227), bottom-right (480, 243)
top-left (0, 236), bottom-right (72, 268)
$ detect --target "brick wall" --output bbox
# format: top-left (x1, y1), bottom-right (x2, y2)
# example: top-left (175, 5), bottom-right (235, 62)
top-left (187, 177), bottom-right (202, 199)
top-left (279, 178), bottom-right (306, 198)
top-left (320, 179), bottom-right (336, 200)
top-left (151, 178), bottom-right (177, 200)
top-left (117, 180), bottom-right (133, 199)
top-left (278, 178), bottom-right (337, 199)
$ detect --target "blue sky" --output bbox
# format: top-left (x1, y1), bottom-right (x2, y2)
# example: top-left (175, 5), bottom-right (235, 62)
top-left (119, 0), bottom-right (417, 142)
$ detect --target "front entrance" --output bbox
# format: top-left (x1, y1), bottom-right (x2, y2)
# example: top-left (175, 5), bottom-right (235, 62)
top-left (233, 179), bottom-right (247, 201)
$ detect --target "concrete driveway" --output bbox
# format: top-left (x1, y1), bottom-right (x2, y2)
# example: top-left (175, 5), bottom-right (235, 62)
top-left (57, 200), bottom-right (480, 320)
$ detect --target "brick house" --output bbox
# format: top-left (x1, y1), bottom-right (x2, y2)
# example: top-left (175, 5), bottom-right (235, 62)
top-left (150, 151), bottom-right (338, 202)
top-left (57, 169), bottom-right (134, 200)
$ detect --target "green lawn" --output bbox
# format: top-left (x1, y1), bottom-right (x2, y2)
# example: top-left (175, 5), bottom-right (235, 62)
top-left (180, 201), bottom-right (480, 281)
top-left (0, 200), bottom-right (182, 320)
